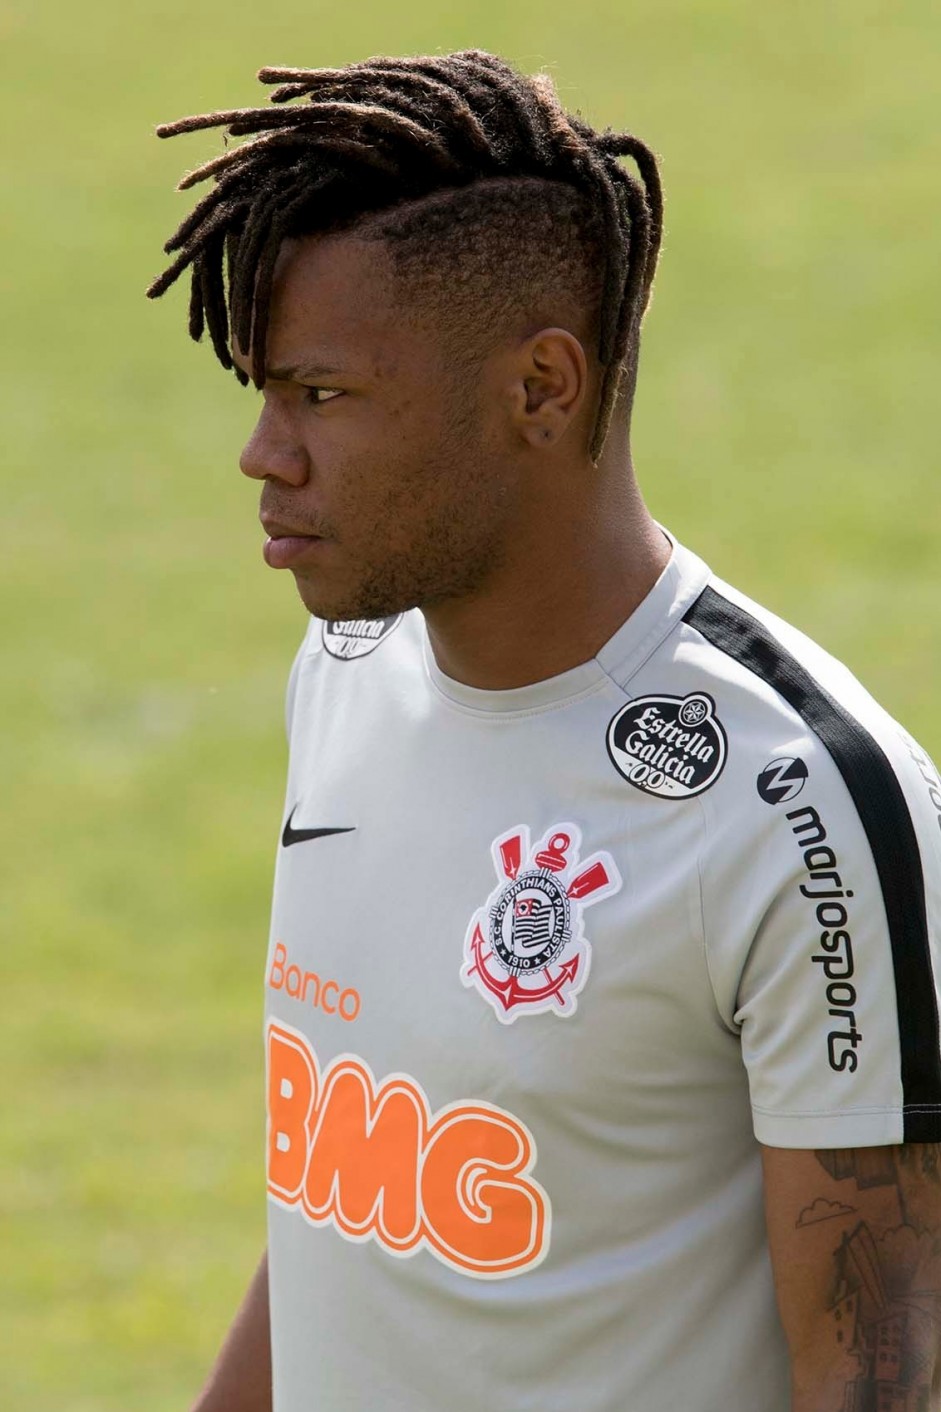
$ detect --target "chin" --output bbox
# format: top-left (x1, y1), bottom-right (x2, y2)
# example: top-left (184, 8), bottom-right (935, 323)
top-left (293, 572), bottom-right (408, 624)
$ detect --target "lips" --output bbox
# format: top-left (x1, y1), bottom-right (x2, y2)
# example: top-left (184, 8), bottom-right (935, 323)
top-left (263, 534), bottom-right (329, 570)
top-left (260, 516), bottom-right (329, 571)
top-left (260, 516), bottom-right (323, 540)
top-left (259, 509), bottom-right (334, 570)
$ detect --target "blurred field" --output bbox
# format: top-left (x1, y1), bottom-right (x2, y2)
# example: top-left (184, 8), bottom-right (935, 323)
top-left (3, 0), bottom-right (939, 1406)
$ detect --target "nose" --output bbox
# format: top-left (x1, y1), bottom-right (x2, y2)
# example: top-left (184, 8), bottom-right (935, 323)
top-left (239, 400), bottom-right (310, 486)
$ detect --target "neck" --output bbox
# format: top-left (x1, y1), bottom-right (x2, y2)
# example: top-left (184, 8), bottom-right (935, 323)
top-left (422, 450), bottom-right (671, 690)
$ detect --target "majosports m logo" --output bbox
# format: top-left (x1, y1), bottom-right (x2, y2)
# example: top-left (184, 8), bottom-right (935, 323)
top-left (756, 757), bottom-right (809, 805)
top-left (266, 1023), bottom-right (551, 1279)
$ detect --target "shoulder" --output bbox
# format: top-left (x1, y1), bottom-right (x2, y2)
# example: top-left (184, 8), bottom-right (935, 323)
top-left (669, 573), bottom-right (941, 1144)
top-left (675, 572), bottom-right (941, 1064)
top-left (675, 573), bottom-right (941, 851)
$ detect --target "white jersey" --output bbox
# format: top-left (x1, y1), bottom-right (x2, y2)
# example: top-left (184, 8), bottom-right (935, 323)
top-left (263, 533), bottom-right (941, 1412)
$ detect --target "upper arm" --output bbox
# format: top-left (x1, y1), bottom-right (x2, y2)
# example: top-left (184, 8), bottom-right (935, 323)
top-left (745, 726), bottom-right (941, 1405)
top-left (702, 709), bottom-right (941, 1150)
top-left (762, 1143), bottom-right (941, 1410)
top-left (687, 602), bottom-right (941, 1404)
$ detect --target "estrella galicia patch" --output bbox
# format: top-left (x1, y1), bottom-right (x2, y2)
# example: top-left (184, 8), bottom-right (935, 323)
top-left (757, 757), bottom-right (808, 805)
top-left (322, 615), bottom-right (403, 660)
top-left (606, 692), bottom-right (727, 799)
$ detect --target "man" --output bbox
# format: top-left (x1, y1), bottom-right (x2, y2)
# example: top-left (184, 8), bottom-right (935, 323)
top-left (148, 50), bottom-right (941, 1412)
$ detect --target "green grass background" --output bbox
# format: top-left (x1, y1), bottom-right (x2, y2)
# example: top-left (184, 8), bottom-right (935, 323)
top-left (3, 0), bottom-right (939, 1406)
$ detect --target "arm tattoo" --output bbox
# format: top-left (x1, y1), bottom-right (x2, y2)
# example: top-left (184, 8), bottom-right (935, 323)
top-left (797, 1146), bottom-right (941, 1408)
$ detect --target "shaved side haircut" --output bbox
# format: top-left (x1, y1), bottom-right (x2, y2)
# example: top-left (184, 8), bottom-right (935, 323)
top-left (148, 49), bottom-right (663, 463)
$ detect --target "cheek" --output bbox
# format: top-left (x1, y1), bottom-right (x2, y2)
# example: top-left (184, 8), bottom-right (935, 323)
top-left (329, 391), bottom-right (489, 544)
top-left (318, 455), bottom-right (417, 549)
top-left (347, 428), bottom-right (453, 520)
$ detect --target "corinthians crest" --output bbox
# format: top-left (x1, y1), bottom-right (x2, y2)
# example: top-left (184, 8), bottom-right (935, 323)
top-left (461, 823), bottom-right (622, 1024)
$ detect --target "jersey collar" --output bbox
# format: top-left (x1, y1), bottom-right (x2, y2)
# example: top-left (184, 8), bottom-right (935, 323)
top-left (421, 527), bottom-right (712, 716)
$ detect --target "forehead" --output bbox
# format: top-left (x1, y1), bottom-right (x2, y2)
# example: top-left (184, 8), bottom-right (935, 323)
top-left (260, 233), bottom-right (411, 376)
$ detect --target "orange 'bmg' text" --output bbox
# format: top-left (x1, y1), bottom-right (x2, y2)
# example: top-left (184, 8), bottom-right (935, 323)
top-left (266, 1022), bottom-right (551, 1278)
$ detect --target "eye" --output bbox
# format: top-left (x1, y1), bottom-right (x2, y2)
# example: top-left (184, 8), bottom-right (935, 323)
top-left (304, 386), bottom-right (343, 406)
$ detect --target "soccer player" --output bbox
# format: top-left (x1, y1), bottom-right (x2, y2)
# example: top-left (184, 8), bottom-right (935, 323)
top-left (148, 50), bottom-right (941, 1412)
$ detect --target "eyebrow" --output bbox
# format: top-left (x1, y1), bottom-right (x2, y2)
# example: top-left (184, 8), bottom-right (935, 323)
top-left (265, 359), bottom-right (351, 381)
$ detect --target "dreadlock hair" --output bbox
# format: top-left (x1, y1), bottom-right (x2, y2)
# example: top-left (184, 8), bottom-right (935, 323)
top-left (147, 50), bottom-right (663, 466)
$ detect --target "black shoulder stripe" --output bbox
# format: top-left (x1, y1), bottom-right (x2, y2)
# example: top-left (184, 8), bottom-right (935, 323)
top-left (684, 585), bottom-right (941, 1141)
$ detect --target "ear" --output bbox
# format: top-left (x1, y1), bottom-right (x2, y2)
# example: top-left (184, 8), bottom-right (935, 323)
top-left (508, 327), bottom-right (590, 450)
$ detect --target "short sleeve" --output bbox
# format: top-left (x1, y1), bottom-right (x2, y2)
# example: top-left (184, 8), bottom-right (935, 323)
top-left (701, 723), bottom-right (941, 1150)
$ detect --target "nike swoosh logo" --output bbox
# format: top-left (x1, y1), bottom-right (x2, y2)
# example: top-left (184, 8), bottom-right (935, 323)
top-left (282, 806), bottom-right (355, 848)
